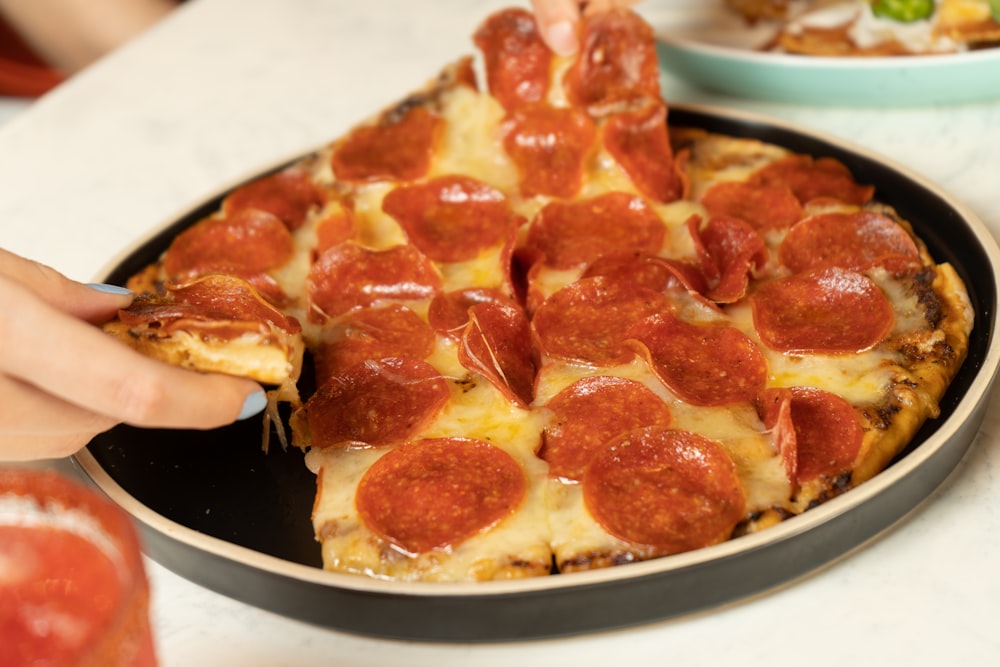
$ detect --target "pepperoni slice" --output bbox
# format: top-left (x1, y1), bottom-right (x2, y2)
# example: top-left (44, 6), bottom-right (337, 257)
top-left (628, 312), bottom-right (767, 406)
top-left (700, 181), bottom-right (803, 231)
top-left (757, 387), bottom-right (863, 484)
top-left (748, 155), bottom-right (875, 206)
top-left (696, 216), bottom-right (768, 304)
top-left (314, 203), bottom-right (357, 253)
top-left (751, 267), bottom-right (894, 354)
top-left (459, 302), bottom-right (536, 407)
top-left (604, 103), bottom-right (683, 203)
top-left (565, 9), bottom-right (661, 113)
top-left (222, 166), bottom-right (326, 231)
top-left (382, 175), bottom-right (520, 263)
top-left (582, 427), bottom-right (746, 554)
top-left (778, 210), bottom-right (922, 275)
top-left (307, 242), bottom-right (442, 320)
top-left (428, 287), bottom-right (519, 338)
top-left (755, 387), bottom-right (797, 483)
top-left (526, 192), bottom-right (666, 270)
top-left (451, 55), bottom-right (479, 91)
top-left (312, 304), bottom-right (436, 385)
top-left (540, 376), bottom-right (672, 482)
top-left (119, 274), bottom-right (301, 340)
top-left (473, 7), bottom-right (552, 111)
top-left (583, 252), bottom-right (709, 295)
top-left (356, 437), bottom-right (526, 555)
top-left (330, 106), bottom-right (441, 183)
top-left (167, 275), bottom-right (299, 330)
top-left (685, 214), bottom-right (720, 284)
top-left (300, 357), bottom-right (449, 449)
top-left (502, 104), bottom-right (596, 198)
top-left (162, 209), bottom-right (294, 303)
top-left (533, 276), bottom-right (669, 366)
top-left (164, 209), bottom-right (293, 280)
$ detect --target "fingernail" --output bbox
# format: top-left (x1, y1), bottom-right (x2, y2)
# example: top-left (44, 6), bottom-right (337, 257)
top-left (545, 20), bottom-right (578, 56)
top-left (87, 283), bottom-right (132, 296)
top-left (237, 390), bottom-right (268, 420)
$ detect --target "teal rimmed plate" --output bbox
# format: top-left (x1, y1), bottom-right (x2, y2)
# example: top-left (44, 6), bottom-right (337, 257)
top-left (647, 5), bottom-right (1000, 107)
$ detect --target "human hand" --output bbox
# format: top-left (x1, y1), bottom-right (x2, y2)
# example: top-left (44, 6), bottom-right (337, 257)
top-left (530, 0), bottom-right (639, 55)
top-left (0, 248), bottom-right (267, 461)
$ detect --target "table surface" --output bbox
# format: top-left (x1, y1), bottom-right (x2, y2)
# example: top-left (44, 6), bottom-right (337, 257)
top-left (4, 1), bottom-right (1000, 664)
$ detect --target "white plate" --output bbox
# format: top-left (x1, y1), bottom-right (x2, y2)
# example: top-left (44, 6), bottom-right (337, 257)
top-left (643, 3), bottom-right (1000, 107)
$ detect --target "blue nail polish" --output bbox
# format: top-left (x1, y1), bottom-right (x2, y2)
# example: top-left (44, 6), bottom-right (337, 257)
top-left (237, 390), bottom-right (268, 420)
top-left (87, 283), bottom-right (133, 296)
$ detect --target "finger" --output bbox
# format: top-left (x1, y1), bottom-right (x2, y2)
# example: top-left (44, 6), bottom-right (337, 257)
top-left (583, 0), bottom-right (639, 15)
top-left (0, 432), bottom-right (98, 462)
top-left (0, 248), bottom-right (133, 323)
top-left (530, 0), bottom-right (581, 55)
top-left (0, 277), bottom-right (266, 430)
top-left (0, 373), bottom-right (117, 435)
top-left (0, 373), bottom-right (116, 462)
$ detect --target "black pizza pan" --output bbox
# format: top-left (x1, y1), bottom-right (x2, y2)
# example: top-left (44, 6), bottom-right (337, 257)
top-left (74, 103), bottom-right (1000, 641)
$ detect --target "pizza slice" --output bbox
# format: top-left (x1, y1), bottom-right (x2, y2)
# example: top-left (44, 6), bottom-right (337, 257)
top-left (103, 274), bottom-right (304, 389)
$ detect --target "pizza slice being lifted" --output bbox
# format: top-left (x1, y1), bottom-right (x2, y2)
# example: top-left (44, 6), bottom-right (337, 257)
top-left (104, 5), bottom-right (973, 582)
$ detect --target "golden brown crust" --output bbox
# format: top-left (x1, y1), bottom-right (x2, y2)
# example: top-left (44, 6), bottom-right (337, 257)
top-left (104, 319), bottom-right (303, 386)
top-left (851, 262), bottom-right (972, 484)
top-left (123, 262), bottom-right (162, 296)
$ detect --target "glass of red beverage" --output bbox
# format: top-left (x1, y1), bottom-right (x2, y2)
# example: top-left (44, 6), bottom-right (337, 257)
top-left (0, 467), bottom-right (157, 667)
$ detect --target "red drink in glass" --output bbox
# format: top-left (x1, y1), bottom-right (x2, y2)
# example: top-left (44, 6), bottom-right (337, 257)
top-left (0, 468), bottom-right (157, 667)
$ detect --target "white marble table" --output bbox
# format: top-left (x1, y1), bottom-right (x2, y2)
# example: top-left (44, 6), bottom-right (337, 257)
top-left (3, 0), bottom-right (1000, 664)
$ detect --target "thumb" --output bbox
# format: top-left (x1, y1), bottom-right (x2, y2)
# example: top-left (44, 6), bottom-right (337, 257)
top-left (531, 0), bottom-right (581, 56)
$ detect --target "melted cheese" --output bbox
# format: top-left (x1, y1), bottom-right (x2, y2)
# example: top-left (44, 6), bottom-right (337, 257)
top-left (535, 356), bottom-right (791, 518)
top-left (436, 243), bottom-right (512, 293)
top-left (309, 442), bottom-right (552, 582)
top-left (351, 183), bottom-right (408, 249)
top-left (726, 301), bottom-right (898, 405)
top-left (431, 85), bottom-right (518, 192)
top-left (536, 355), bottom-right (791, 568)
top-left (306, 342), bottom-right (554, 581)
top-left (582, 149), bottom-right (642, 198)
top-left (273, 208), bottom-right (321, 328)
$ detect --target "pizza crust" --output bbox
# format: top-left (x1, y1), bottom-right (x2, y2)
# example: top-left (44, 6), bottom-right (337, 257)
top-left (851, 261), bottom-right (973, 485)
top-left (104, 321), bottom-right (303, 386)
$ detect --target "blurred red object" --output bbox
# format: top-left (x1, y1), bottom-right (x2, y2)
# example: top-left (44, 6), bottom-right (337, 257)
top-left (0, 468), bottom-right (157, 667)
top-left (0, 16), bottom-right (64, 97)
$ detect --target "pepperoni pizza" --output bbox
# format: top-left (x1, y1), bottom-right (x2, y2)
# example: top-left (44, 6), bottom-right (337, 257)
top-left (105, 6), bottom-right (973, 581)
